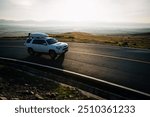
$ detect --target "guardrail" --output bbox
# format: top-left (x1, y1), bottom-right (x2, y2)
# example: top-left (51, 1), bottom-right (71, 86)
top-left (0, 56), bottom-right (150, 99)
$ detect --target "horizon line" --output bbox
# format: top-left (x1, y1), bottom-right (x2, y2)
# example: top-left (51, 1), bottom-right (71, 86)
top-left (0, 18), bottom-right (150, 24)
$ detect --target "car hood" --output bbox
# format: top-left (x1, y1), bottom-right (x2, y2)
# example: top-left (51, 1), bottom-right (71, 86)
top-left (52, 42), bottom-right (68, 47)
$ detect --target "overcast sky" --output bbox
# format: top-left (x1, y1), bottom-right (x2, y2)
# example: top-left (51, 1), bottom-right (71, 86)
top-left (0, 0), bottom-right (150, 23)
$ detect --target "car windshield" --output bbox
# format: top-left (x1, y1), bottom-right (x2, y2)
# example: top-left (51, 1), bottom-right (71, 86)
top-left (46, 38), bottom-right (58, 44)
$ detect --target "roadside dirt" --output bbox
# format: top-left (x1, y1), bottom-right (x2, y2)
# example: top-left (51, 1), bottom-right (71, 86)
top-left (0, 65), bottom-right (94, 100)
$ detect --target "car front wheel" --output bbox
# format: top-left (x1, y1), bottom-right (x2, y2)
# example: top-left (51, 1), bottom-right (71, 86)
top-left (49, 50), bottom-right (57, 59)
top-left (28, 48), bottom-right (35, 56)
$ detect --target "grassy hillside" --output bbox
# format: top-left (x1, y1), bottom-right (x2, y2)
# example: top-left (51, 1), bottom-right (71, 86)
top-left (49, 32), bottom-right (150, 49)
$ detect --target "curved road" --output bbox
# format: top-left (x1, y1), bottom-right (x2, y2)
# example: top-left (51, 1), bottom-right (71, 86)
top-left (0, 40), bottom-right (150, 95)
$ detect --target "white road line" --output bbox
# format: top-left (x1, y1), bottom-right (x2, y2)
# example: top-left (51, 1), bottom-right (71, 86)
top-left (0, 45), bottom-right (149, 64)
top-left (0, 56), bottom-right (150, 97)
top-left (0, 46), bottom-right (24, 48)
top-left (69, 51), bottom-right (150, 64)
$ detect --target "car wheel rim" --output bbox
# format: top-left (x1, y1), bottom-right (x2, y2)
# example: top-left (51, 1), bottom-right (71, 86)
top-left (49, 51), bottom-right (56, 58)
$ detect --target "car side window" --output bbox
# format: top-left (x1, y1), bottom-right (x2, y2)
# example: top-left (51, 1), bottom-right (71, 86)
top-left (46, 39), bottom-right (57, 44)
top-left (32, 40), bottom-right (46, 45)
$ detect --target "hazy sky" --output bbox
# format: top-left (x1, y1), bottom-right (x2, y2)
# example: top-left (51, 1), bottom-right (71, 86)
top-left (0, 0), bottom-right (150, 23)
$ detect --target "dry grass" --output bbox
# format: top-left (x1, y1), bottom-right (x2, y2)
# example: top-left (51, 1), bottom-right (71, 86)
top-left (49, 32), bottom-right (150, 49)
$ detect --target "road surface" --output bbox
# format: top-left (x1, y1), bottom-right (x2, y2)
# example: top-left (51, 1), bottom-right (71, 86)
top-left (0, 40), bottom-right (150, 95)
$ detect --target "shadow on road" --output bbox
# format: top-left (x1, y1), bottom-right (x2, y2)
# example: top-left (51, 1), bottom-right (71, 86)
top-left (22, 54), bottom-right (65, 69)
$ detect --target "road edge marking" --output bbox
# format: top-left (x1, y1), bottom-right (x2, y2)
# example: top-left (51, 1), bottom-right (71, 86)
top-left (0, 56), bottom-right (150, 98)
top-left (70, 51), bottom-right (150, 64)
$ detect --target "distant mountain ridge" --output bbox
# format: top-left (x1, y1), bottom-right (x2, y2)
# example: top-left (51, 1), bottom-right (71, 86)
top-left (0, 19), bottom-right (66, 26)
top-left (1, 19), bottom-right (150, 28)
top-left (0, 19), bottom-right (150, 36)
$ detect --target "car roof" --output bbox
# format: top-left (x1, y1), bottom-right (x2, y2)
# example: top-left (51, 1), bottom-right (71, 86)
top-left (29, 32), bottom-right (49, 38)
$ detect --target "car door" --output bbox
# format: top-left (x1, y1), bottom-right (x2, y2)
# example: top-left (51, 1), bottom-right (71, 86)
top-left (31, 39), bottom-right (39, 52)
top-left (37, 40), bottom-right (48, 53)
top-left (32, 39), bottom-right (48, 52)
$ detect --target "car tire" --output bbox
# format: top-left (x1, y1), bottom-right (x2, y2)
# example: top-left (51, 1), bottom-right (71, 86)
top-left (49, 50), bottom-right (57, 59)
top-left (28, 48), bottom-right (35, 56)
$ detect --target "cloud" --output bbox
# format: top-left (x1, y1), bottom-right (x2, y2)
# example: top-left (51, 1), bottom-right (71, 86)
top-left (0, 0), bottom-right (150, 23)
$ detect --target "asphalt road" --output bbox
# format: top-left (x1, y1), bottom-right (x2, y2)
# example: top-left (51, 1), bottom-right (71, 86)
top-left (0, 40), bottom-right (150, 95)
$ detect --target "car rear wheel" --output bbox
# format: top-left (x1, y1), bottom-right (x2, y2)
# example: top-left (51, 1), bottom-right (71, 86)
top-left (49, 50), bottom-right (57, 59)
top-left (28, 48), bottom-right (35, 56)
